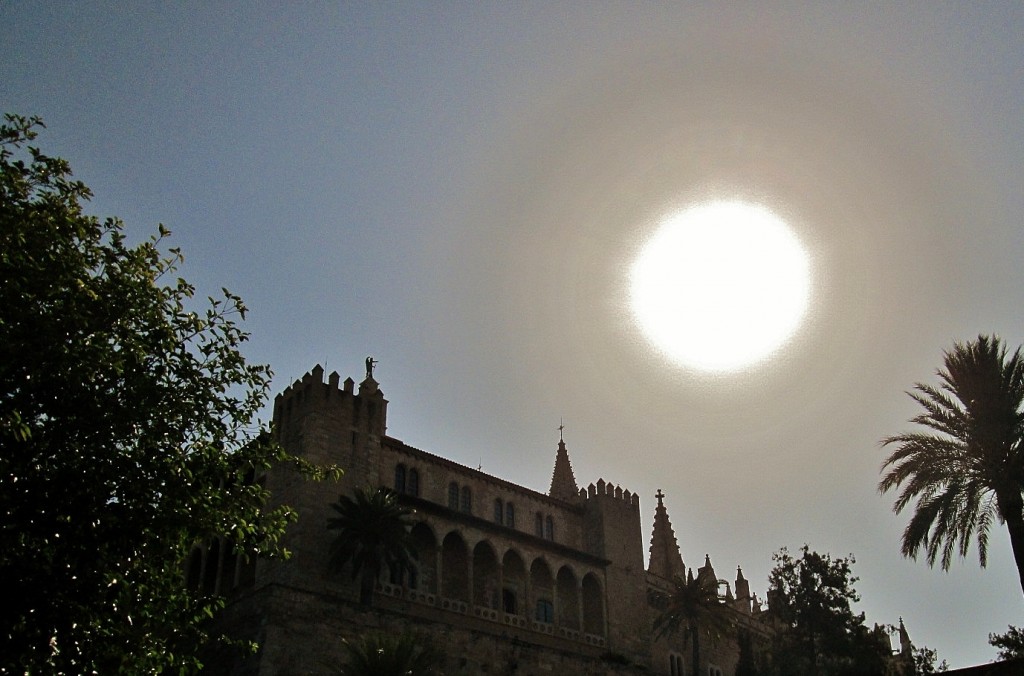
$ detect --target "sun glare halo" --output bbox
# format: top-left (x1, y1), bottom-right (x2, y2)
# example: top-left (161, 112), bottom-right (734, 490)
top-left (630, 201), bottom-right (811, 373)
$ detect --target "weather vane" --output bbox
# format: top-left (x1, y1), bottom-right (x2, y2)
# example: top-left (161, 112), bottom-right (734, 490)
top-left (558, 418), bottom-right (565, 441)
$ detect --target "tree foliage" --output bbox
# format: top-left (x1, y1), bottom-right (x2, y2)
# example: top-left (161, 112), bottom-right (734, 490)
top-left (912, 646), bottom-right (948, 674)
top-left (653, 569), bottom-right (734, 676)
top-left (337, 632), bottom-right (443, 676)
top-left (989, 625), bottom-right (1024, 661)
top-left (327, 487), bottom-right (417, 605)
top-left (764, 546), bottom-right (890, 676)
top-left (0, 114), bottom-right (332, 673)
top-left (879, 335), bottom-right (1024, 596)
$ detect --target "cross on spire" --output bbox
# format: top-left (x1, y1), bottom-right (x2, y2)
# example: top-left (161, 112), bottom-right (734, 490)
top-left (648, 488), bottom-right (685, 580)
top-left (548, 420), bottom-right (578, 501)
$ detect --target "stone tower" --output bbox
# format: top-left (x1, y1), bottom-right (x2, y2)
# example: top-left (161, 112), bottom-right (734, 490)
top-left (578, 477), bottom-right (646, 660)
top-left (263, 366), bottom-right (389, 586)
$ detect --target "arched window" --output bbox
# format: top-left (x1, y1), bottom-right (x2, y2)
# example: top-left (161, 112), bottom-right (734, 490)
top-left (535, 512), bottom-right (544, 537)
top-left (535, 598), bottom-right (554, 623)
top-left (407, 468), bottom-right (419, 497)
top-left (394, 464), bottom-right (406, 493)
top-left (502, 588), bottom-right (517, 614)
top-left (448, 482), bottom-right (459, 510)
top-left (545, 515), bottom-right (554, 541)
top-left (582, 573), bottom-right (604, 635)
top-left (505, 503), bottom-right (515, 529)
top-left (493, 498), bottom-right (504, 525)
top-left (460, 485), bottom-right (472, 514)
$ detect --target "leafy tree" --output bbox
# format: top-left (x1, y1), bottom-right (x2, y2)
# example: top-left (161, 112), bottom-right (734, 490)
top-left (989, 625), bottom-right (1024, 661)
top-left (654, 568), bottom-right (734, 676)
top-left (764, 546), bottom-right (890, 676)
top-left (0, 114), bottom-right (334, 673)
top-left (879, 335), bottom-right (1024, 595)
top-left (339, 633), bottom-right (442, 675)
top-left (337, 632), bottom-right (443, 676)
top-left (912, 645), bottom-right (948, 674)
top-left (327, 486), bottom-right (417, 605)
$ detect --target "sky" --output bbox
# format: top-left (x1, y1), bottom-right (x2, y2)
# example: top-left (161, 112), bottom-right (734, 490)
top-left (3, 2), bottom-right (1023, 669)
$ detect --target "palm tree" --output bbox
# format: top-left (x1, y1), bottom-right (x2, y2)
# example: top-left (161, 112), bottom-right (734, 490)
top-left (337, 632), bottom-right (443, 676)
top-left (880, 335), bottom-right (1024, 596)
top-left (654, 569), bottom-right (733, 676)
top-left (327, 487), bottom-right (417, 605)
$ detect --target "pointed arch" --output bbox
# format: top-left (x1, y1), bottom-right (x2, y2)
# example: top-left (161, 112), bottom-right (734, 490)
top-left (582, 572), bottom-right (605, 636)
top-left (441, 531), bottom-right (469, 602)
top-left (502, 549), bottom-right (527, 616)
top-left (556, 565), bottom-right (580, 630)
top-left (530, 557), bottom-right (554, 623)
top-left (410, 522), bottom-right (437, 593)
top-left (472, 540), bottom-right (500, 609)
top-left (394, 463), bottom-right (407, 493)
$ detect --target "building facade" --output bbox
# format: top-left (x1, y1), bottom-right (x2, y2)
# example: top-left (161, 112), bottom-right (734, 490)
top-left (203, 365), bottom-right (777, 674)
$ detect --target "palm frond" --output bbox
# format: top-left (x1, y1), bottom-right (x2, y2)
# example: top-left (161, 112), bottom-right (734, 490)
top-left (326, 487), bottom-right (417, 603)
top-left (880, 336), bottom-right (1024, 575)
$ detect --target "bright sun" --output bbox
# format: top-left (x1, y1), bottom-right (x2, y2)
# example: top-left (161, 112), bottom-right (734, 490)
top-left (629, 200), bottom-right (811, 373)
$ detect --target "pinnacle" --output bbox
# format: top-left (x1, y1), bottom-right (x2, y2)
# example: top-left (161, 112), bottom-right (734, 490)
top-left (647, 490), bottom-right (685, 581)
top-left (548, 436), bottom-right (579, 501)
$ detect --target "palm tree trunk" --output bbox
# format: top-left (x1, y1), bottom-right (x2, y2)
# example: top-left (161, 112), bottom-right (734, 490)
top-left (999, 494), bottom-right (1024, 597)
top-left (691, 625), bottom-right (700, 676)
top-left (359, 571), bottom-right (375, 606)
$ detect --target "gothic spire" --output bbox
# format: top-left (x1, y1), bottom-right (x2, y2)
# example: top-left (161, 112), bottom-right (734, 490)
top-left (548, 432), bottom-right (579, 501)
top-left (647, 489), bottom-right (686, 581)
top-left (734, 566), bottom-right (752, 614)
top-left (898, 617), bottom-right (913, 656)
top-left (697, 554), bottom-right (718, 592)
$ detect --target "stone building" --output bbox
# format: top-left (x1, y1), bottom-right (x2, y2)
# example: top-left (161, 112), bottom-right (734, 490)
top-left (202, 365), bottom-right (774, 674)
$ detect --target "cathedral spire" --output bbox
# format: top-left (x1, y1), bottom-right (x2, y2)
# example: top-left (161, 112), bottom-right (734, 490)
top-left (548, 429), bottom-right (579, 501)
top-left (898, 617), bottom-right (913, 657)
top-left (647, 489), bottom-right (686, 581)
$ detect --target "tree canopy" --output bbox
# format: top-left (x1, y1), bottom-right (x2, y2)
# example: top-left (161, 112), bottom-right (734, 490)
top-left (989, 625), bottom-right (1024, 661)
top-left (327, 486), bottom-right (417, 605)
top-left (338, 632), bottom-right (443, 676)
top-left (764, 546), bottom-right (892, 676)
top-left (0, 114), bottom-right (330, 673)
top-left (879, 335), bottom-right (1024, 596)
top-left (653, 569), bottom-right (734, 676)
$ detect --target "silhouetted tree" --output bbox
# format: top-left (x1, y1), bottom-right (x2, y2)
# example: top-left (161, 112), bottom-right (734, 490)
top-left (879, 335), bottom-right (1024, 596)
top-left (764, 546), bottom-right (889, 676)
top-left (327, 487), bottom-right (416, 605)
top-left (337, 632), bottom-right (443, 676)
top-left (912, 645), bottom-right (948, 674)
top-left (989, 625), bottom-right (1024, 661)
top-left (0, 114), bottom-right (336, 673)
top-left (654, 569), bottom-right (733, 676)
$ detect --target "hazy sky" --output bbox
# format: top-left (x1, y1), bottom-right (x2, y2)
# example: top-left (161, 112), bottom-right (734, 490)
top-left (4, 2), bottom-right (1023, 668)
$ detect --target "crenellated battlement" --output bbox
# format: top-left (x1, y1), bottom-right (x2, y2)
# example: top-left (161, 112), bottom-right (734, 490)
top-left (273, 365), bottom-right (354, 425)
top-left (271, 365), bottom-right (388, 467)
top-left (580, 478), bottom-right (639, 509)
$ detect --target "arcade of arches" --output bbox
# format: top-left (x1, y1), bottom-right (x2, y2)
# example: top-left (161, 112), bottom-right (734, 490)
top-left (404, 521), bottom-right (606, 638)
